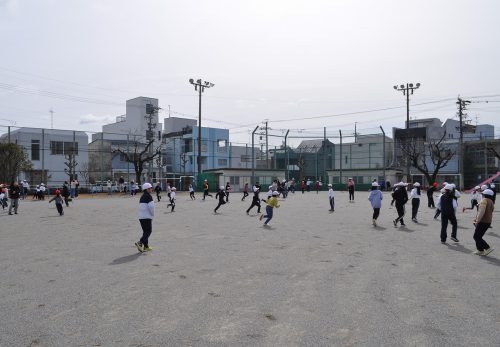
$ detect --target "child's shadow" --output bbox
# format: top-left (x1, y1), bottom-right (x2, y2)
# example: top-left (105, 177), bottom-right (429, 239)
top-left (487, 232), bottom-right (500, 238)
top-left (399, 225), bottom-right (414, 232)
top-left (373, 225), bottom-right (387, 231)
top-left (445, 243), bottom-right (473, 254)
top-left (109, 253), bottom-right (142, 265)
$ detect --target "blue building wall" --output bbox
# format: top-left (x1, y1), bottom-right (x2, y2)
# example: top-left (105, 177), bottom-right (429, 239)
top-left (164, 126), bottom-right (229, 174)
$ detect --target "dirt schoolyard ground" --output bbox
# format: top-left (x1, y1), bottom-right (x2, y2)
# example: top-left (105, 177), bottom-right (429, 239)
top-left (1, 190), bottom-right (499, 346)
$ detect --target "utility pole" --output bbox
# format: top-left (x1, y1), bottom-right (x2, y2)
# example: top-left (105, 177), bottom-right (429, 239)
top-left (457, 97), bottom-right (471, 190)
top-left (189, 78), bottom-right (214, 179)
top-left (393, 82), bottom-right (421, 183)
top-left (251, 125), bottom-right (259, 185)
top-left (145, 103), bottom-right (159, 182)
top-left (49, 108), bottom-right (54, 129)
top-left (380, 126), bottom-right (386, 189)
top-left (265, 121), bottom-right (269, 169)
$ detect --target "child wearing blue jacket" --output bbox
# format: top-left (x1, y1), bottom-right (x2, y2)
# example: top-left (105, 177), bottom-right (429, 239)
top-left (368, 182), bottom-right (383, 226)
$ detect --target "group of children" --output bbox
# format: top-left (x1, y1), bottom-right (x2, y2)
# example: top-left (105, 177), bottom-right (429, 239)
top-left (366, 180), bottom-right (496, 256)
top-left (64, 176), bottom-right (492, 258)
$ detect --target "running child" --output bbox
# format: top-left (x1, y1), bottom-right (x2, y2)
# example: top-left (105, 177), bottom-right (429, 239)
top-left (328, 183), bottom-right (335, 212)
top-left (437, 184), bottom-right (459, 244)
top-left (463, 186), bottom-right (481, 213)
top-left (189, 183), bottom-right (196, 200)
top-left (135, 183), bottom-right (155, 252)
top-left (241, 183), bottom-right (249, 201)
top-left (410, 182), bottom-right (421, 222)
top-left (214, 186), bottom-right (226, 213)
top-left (48, 189), bottom-right (64, 216)
top-left (260, 191), bottom-right (280, 226)
top-left (368, 182), bottom-right (383, 226)
top-left (154, 182), bottom-right (162, 202)
top-left (472, 188), bottom-right (495, 255)
top-left (246, 186), bottom-right (261, 214)
top-left (166, 187), bottom-right (176, 212)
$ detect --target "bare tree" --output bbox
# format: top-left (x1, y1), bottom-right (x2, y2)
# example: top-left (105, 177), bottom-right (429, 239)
top-left (78, 162), bottom-right (91, 188)
top-left (400, 133), bottom-right (455, 185)
top-left (112, 138), bottom-right (160, 185)
top-left (64, 153), bottom-right (78, 181)
top-left (487, 146), bottom-right (500, 161)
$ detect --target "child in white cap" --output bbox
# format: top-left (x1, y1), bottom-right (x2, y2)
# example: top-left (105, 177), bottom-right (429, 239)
top-left (368, 182), bottom-right (383, 226)
top-left (410, 182), bottom-right (421, 222)
top-left (473, 189), bottom-right (495, 255)
top-left (393, 182), bottom-right (408, 227)
top-left (463, 186), bottom-right (481, 213)
top-left (135, 182), bottom-right (155, 252)
top-left (328, 184), bottom-right (335, 212)
top-left (437, 184), bottom-right (459, 244)
top-left (214, 186), bottom-right (227, 213)
top-left (167, 187), bottom-right (176, 212)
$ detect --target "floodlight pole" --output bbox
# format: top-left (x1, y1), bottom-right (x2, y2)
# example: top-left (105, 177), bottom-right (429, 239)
top-left (189, 78), bottom-right (214, 179)
top-left (284, 130), bottom-right (290, 180)
top-left (251, 125), bottom-right (259, 184)
top-left (394, 82), bottom-right (421, 183)
top-left (380, 126), bottom-right (386, 189)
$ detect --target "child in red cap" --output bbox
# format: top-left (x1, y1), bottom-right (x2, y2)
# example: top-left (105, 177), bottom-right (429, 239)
top-left (49, 189), bottom-right (64, 216)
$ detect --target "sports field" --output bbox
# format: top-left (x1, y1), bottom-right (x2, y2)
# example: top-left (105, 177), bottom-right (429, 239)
top-left (1, 190), bottom-right (499, 346)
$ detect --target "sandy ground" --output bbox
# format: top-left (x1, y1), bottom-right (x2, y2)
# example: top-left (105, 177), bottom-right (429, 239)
top-left (0, 190), bottom-right (499, 347)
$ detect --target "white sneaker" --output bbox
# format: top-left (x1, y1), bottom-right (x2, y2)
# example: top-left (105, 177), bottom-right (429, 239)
top-left (473, 250), bottom-right (485, 255)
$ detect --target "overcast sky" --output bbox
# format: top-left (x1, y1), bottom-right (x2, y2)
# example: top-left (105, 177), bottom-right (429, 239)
top-left (1, 0), bottom-right (499, 147)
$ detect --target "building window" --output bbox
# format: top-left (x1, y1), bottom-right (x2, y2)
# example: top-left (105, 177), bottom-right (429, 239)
top-left (241, 154), bottom-right (251, 162)
top-left (217, 139), bottom-right (227, 152)
top-left (218, 159), bottom-right (228, 166)
top-left (31, 140), bottom-right (40, 161)
top-left (345, 155), bottom-right (348, 164)
top-left (50, 141), bottom-right (64, 155)
top-left (229, 176), bottom-right (240, 185)
top-left (64, 142), bottom-right (78, 155)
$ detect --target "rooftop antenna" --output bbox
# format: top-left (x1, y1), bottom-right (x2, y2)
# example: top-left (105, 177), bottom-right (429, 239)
top-left (168, 104), bottom-right (171, 118)
top-left (49, 108), bottom-right (55, 129)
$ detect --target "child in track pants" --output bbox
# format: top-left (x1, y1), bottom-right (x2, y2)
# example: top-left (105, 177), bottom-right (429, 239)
top-left (410, 182), bottom-right (421, 222)
top-left (189, 184), bottom-right (195, 200)
top-left (214, 186), bottom-right (227, 213)
top-left (260, 191), bottom-right (280, 226)
top-left (473, 189), bottom-right (495, 256)
top-left (167, 187), bottom-right (176, 212)
top-left (438, 184), bottom-right (459, 244)
top-left (48, 189), bottom-right (64, 216)
top-left (327, 184), bottom-right (335, 211)
top-left (368, 182), bottom-right (383, 226)
top-left (136, 183), bottom-right (155, 252)
top-left (463, 186), bottom-right (481, 213)
top-left (247, 186), bottom-right (261, 214)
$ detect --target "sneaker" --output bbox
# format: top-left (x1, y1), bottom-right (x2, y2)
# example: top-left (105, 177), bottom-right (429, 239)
top-left (393, 220), bottom-right (397, 227)
top-left (135, 242), bottom-right (144, 253)
top-left (373, 219), bottom-right (377, 226)
top-left (462, 207), bottom-right (466, 213)
top-left (260, 214), bottom-right (264, 221)
top-left (400, 223), bottom-right (406, 226)
top-left (143, 246), bottom-right (153, 252)
top-left (412, 218), bottom-right (417, 222)
top-left (451, 237), bottom-right (459, 242)
top-left (441, 241), bottom-right (446, 244)
top-left (473, 250), bottom-right (485, 255)
top-left (483, 248), bottom-right (494, 256)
